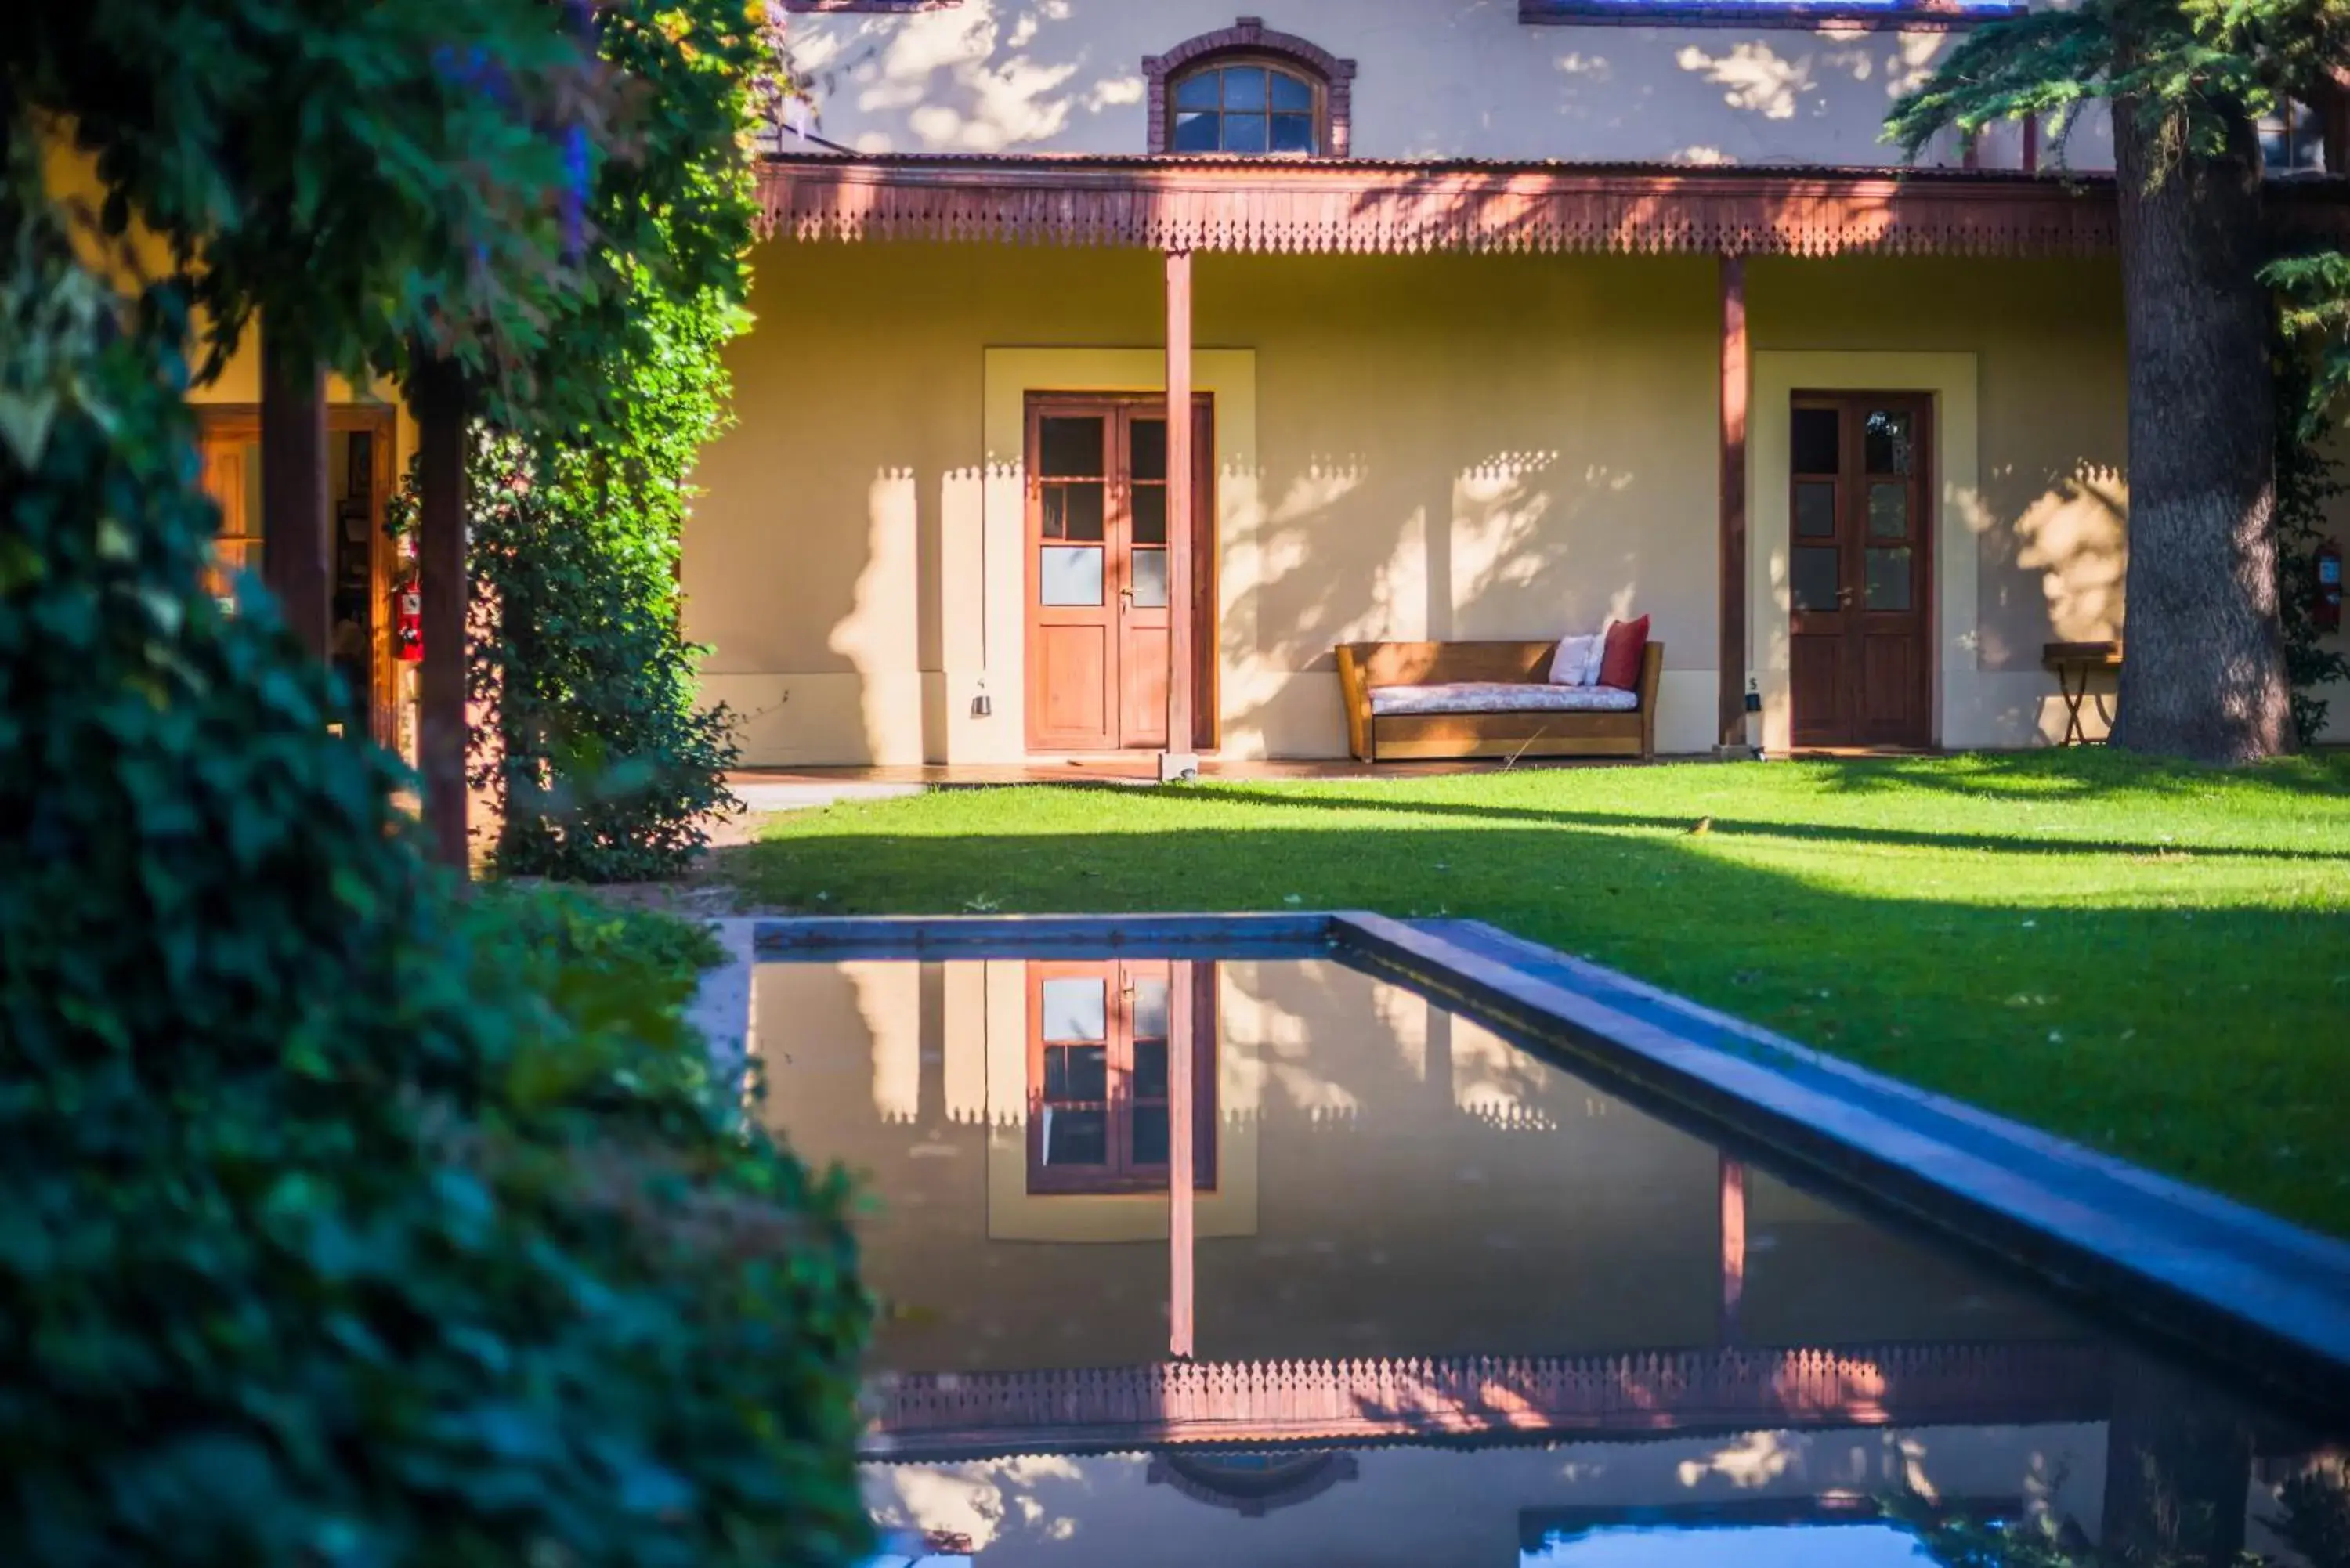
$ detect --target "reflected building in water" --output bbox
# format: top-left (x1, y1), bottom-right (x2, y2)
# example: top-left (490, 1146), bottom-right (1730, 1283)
top-left (756, 959), bottom-right (2341, 1566)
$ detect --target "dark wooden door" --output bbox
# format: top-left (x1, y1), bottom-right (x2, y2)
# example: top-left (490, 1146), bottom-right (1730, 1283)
top-left (1788, 394), bottom-right (1932, 749)
top-left (1025, 396), bottom-right (1214, 753)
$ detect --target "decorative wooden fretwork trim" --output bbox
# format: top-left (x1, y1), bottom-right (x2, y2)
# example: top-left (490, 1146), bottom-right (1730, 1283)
top-left (861, 1341), bottom-right (2111, 1458)
top-left (1144, 17), bottom-right (1358, 158)
top-left (1518, 0), bottom-right (2025, 29)
top-left (782, 0), bottom-right (964, 12)
top-left (759, 154), bottom-right (2140, 257)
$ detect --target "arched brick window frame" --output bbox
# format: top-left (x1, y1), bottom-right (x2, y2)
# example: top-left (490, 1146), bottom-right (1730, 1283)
top-left (1144, 17), bottom-right (1358, 159)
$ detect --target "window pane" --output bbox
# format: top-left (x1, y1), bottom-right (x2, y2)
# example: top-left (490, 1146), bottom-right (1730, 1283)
top-left (1270, 70), bottom-right (1314, 112)
top-left (2259, 110), bottom-right (2298, 171)
top-left (1270, 114), bottom-right (1316, 154)
top-left (1221, 67), bottom-right (1267, 110)
top-left (1130, 548), bottom-right (1169, 609)
top-left (1131, 486), bottom-right (1167, 547)
top-left (1039, 417), bottom-right (1103, 477)
top-left (1793, 546), bottom-right (1841, 612)
top-left (1133, 1038), bottom-right (1170, 1099)
top-left (1130, 417), bottom-right (1167, 481)
top-left (1791, 407), bottom-right (1839, 475)
top-left (1130, 1105), bottom-right (1170, 1167)
top-left (1042, 977), bottom-right (1108, 1041)
top-left (1795, 481), bottom-right (1835, 538)
top-left (1172, 110), bottom-right (1221, 153)
top-left (1864, 411), bottom-right (1914, 475)
top-left (1132, 977), bottom-right (1170, 1041)
top-left (1044, 1043), bottom-right (1108, 1102)
top-left (1868, 482), bottom-right (1909, 540)
top-left (1041, 1107), bottom-right (1108, 1166)
top-left (2289, 103), bottom-right (2325, 171)
top-left (1867, 547), bottom-right (1913, 611)
top-left (1041, 547), bottom-right (1103, 606)
top-left (1174, 72), bottom-right (1221, 110)
top-left (1043, 483), bottom-right (1104, 543)
top-left (1220, 114), bottom-right (1267, 154)
top-left (1170, 110), bottom-right (1222, 153)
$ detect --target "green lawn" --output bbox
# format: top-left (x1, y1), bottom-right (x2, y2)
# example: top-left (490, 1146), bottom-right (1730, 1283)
top-left (718, 750), bottom-right (2350, 1236)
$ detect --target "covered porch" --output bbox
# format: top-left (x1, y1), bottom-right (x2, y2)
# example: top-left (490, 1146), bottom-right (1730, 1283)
top-left (692, 154), bottom-right (2289, 771)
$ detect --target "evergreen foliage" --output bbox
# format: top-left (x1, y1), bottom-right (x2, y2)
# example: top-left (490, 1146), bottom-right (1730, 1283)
top-left (1887, 0), bottom-right (2350, 758)
top-left (2274, 344), bottom-right (2350, 744)
top-left (2, 3), bottom-right (870, 1561)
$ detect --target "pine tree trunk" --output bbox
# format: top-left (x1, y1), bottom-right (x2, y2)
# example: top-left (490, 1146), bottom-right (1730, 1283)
top-left (2108, 97), bottom-right (2293, 762)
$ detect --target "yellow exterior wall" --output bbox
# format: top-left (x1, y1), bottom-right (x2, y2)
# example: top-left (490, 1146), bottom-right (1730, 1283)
top-left (691, 240), bottom-right (2155, 762)
top-left (779, 0), bottom-right (2112, 172)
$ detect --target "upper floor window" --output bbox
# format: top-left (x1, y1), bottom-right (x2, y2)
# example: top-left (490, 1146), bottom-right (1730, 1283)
top-left (1145, 18), bottom-right (1358, 159)
top-left (2260, 100), bottom-right (2329, 175)
top-left (1173, 63), bottom-right (1320, 154)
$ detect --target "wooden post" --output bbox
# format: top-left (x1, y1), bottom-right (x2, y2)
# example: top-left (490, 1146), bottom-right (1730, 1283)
top-left (410, 356), bottom-right (470, 875)
top-left (1162, 247), bottom-right (1199, 782)
top-left (260, 329), bottom-right (331, 663)
top-left (1718, 255), bottom-right (1750, 754)
top-left (1719, 1155), bottom-right (1748, 1343)
top-left (1168, 960), bottom-right (1197, 1361)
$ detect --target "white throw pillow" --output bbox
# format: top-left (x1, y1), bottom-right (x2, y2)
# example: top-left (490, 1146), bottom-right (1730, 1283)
top-left (1549, 631), bottom-right (1604, 686)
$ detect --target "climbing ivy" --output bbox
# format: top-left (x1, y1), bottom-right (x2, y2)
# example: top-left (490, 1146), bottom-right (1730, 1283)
top-left (2275, 343), bottom-right (2350, 746)
top-left (2, 3), bottom-right (870, 1561)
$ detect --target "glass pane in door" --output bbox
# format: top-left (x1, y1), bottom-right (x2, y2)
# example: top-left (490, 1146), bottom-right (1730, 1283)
top-left (1130, 549), bottom-right (1169, 609)
top-left (1867, 483), bottom-right (1909, 539)
top-left (1791, 408), bottom-right (1840, 475)
top-left (1864, 411), bottom-right (1914, 475)
top-left (1039, 417), bottom-right (1105, 478)
top-left (1795, 482), bottom-right (1836, 539)
top-left (1042, 977), bottom-right (1108, 1041)
top-left (1867, 547), bottom-right (1913, 611)
top-left (1040, 547), bottom-right (1104, 607)
top-left (1792, 547), bottom-right (1841, 612)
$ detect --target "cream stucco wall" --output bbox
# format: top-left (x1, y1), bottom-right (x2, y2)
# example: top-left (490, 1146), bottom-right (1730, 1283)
top-left (691, 240), bottom-right (2154, 763)
top-left (779, 0), bottom-right (2114, 172)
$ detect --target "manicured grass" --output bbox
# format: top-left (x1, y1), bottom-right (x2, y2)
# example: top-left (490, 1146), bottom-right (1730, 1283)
top-left (719, 751), bottom-right (2350, 1236)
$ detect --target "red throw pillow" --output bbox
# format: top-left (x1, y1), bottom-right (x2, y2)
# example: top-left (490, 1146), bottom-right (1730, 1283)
top-left (1598, 614), bottom-right (1649, 691)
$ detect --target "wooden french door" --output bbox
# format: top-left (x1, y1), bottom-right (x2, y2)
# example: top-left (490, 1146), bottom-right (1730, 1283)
top-left (195, 406), bottom-right (400, 746)
top-left (1026, 960), bottom-right (1217, 1194)
top-left (1025, 395), bottom-right (1215, 753)
top-left (1788, 394), bottom-right (1934, 749)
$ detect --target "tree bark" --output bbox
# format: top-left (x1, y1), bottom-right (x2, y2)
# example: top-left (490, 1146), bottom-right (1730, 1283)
top-left (2100, 1353), bottom-right (2254, 1563)
top-left (2109, 96), bottom-right (2293, 762)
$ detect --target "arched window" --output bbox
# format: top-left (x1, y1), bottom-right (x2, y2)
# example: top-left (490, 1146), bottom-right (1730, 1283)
top-left (1171, 60), bottom-right (1321, 154)
top-left (1144, 19), bottom-right (1356, 158)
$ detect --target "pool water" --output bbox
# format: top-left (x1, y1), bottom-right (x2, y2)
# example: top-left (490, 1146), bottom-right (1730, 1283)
top-left (752, 955), bottom-right (2345, 1567)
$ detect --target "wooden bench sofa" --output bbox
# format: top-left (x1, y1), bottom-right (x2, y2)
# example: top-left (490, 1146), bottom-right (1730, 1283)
top-left (1336, 640), bottom-right (1663, 763)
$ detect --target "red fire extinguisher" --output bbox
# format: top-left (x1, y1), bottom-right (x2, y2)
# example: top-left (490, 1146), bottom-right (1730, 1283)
top-left (392, 576), bottom-right (424, 663)
top-left (2318, 539), bottom-right (2343, 634)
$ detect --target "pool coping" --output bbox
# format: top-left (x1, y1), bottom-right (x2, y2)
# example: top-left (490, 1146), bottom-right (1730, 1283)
top-left (732, 911), bottom-right (2350, 1425)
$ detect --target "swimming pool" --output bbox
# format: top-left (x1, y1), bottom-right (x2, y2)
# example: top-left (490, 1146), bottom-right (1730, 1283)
top-left (727, 915), bottom-right (2350, 1566)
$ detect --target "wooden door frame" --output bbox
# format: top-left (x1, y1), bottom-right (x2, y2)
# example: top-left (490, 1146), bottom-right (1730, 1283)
top-left (1021, 391), bottom-right (1218, 755)
top-left (1787, 389), bottom-right (1935, 750)
top-left (196, 403), bottom-right (399, 746)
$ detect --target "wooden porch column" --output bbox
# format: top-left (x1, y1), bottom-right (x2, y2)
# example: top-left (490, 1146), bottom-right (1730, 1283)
top-left (1161, 247), bottom-right (1200, 782)
top-left (1717, 255), bottom-right (1750, 754)
top-left (410, 356), bottom-right (471, 875)
top-left (260, 329), bottom-right (331, 663)
top-left (1719, 1154), bottom-right (1748, 1343)
top-left (1168, 959), bottom-right (1198, 1360)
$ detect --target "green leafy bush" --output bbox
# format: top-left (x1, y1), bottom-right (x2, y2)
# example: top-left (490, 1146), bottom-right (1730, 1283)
top-left (0, 181), bottom-right (870, 1568)
top-left (445, 277), bottom-right (747, 884)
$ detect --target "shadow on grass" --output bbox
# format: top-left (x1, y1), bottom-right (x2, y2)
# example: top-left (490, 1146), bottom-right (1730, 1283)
top-left (715, 816), bottom-right (2350, 1238)
top-left (1119, 777), bottom-right (2350, 864)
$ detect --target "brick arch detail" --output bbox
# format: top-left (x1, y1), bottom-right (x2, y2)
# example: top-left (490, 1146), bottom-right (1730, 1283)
top-left (1144, 17), bottom-right (1358, 158)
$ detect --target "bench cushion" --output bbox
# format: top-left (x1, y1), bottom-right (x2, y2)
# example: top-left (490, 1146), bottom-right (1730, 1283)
top-left (1369, 681), bottom-right (1640, 718)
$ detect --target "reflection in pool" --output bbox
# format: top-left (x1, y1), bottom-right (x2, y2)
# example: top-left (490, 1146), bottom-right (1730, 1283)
top-left (753, 957), bottom-right (2345, 1566)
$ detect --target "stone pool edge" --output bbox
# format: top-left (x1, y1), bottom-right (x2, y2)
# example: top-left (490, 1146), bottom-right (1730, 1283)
top-left (714, 912), bottom-right (2350, 1425)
